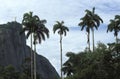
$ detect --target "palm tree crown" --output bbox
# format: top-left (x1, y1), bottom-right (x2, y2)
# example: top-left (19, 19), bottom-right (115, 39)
top-left (21, 11), bottom-right (49, 44)
top-left (33, 19), bottom-right (49, 44)
top-left (53, 21), bottom-right (69, 36)
top-left (78, 7), bottom-right (103, 51)
top-left (21, 12), bottom-right (39, 36)
top-left (107, 15), bottom-right (120, 44)
top-left (79, 7), bottom-right (103, 31)
top-left (107, 15), bottom-right (120, 37)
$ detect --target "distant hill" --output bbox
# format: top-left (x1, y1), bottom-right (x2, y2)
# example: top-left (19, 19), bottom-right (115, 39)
top-left (0, 21), bottom-right (59, 79)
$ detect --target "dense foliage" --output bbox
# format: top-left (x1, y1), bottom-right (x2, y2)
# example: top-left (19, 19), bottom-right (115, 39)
top-left (0, 58), bottom-right (41, 79)
top-left (62, 42), bottom-right (120, 79)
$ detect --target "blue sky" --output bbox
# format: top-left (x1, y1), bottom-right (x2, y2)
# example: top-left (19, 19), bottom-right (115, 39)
top-left (0, 0), bottom-right (120, 74)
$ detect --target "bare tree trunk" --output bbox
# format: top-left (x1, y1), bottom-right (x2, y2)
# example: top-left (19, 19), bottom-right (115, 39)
top-left (116, 35), bottom-right (118, 53)
top-left (31, 33), bottom-right (33, 79)
top-left (92, 28), bottom-right (95, 52)
top-left (34, 44), bottom-right (36, 79)
top-left (60, 35), bottom-right (63, 79)
top-left (87, 32), bottom-right (91, 52)
top-left (116, 35), bottom-right (118, 44)
top-left (33, 33), bottom-right (37, 79)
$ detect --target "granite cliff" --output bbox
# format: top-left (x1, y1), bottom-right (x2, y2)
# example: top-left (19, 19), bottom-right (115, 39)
top-left (0, 21), bottom-right (59, 79)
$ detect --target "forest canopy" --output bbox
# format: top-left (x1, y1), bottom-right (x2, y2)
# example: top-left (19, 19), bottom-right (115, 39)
top-left (62, 42), bottom-right (120, 79)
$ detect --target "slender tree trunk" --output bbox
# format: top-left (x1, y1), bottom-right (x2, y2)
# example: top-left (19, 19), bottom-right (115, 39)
top-left (34, 44), bottom-right (36, 79)
top-left (33, 33), bottom-right (37, 79)
top-left (92, 28), bottom-right (95, 52)
top-left (116, 35), bottom-right (118, 53)
top-left (31, 33), bottom-right (33, 79)
top-left (60, 34), bottom-right (63, 79)
top-left (87, 32), bottom-right (90, 52)
top-left (116, 35), bottom-right (118, 44)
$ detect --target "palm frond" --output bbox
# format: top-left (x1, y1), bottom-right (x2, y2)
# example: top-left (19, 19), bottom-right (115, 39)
top-left (26, 31), bottom-right (32, 39)
top-left (36, 32), bottom-right (42, 44)
top-left (53, 21), bottom-right (69, 36)
top-left (53, 24), bottom-right (60, 33)
top-left (40, 19), bottom-right (47, 24)
top-left (39, 32), bottom-right (46, 41)
top-left (43, 28), bottom-right (49, 38)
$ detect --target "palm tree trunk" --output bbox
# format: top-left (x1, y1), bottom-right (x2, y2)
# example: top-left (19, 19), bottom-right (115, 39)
top-left (34, 44), bottom-right (36, 79)
top-left (33, 33), bottom-right (37, 79)
top-left (92, 28), bottom-right (95, 52)
top-left (31, 33), bottom-right (33, 79)
top-left (60, 34), bottom-right (63, 79)
top-left (116, 35), bottom-right (118, 44)
top-left (87, 32), bottom-right (90, 52)
top-left (116, 35), bottom-right (119, 53)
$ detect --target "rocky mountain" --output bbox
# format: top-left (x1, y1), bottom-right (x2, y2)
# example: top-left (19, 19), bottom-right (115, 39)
top-left (0, 21), bottom-right (59, 79)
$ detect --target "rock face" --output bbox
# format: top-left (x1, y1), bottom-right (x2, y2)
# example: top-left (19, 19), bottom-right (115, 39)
top-left (0, 22), bottom-right (59, 79)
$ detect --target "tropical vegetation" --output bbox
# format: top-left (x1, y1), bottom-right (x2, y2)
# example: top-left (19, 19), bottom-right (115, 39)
top-left (0, 7), bottom-right (120, 79)
top-left (62, 42), bottom-right (120, 79)
top-left (0, 59), bottom-right (41, 79)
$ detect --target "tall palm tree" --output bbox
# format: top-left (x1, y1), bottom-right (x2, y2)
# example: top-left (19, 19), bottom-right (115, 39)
top-left (21, 11), bottom-right (49, 79)
top-left (78, 14), bottom-right (91, 51)
top-left (53, 21), bottom-right (69, 79)
top-left (107, 15), bottom-right (120, 44)
top-left (33, 19), bottom-right (49, 79)
top-left (78, 7), bottom-right (103, 51)
top-left (20, 11), bottom-right (35, 79)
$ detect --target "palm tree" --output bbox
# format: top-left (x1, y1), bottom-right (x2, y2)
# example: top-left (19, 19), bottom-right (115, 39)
top-left (78, 14), bottom-right (91, 51)
top-left (53, 21), bottom-right (69, 79)
top-left (21, 11), bottom-right (49, 79)
top-left (107, 15), bottom-right (120, 44)
top-left (20, 11), bottom-right (35, 79)
top-left (33, 19), bottom-right (49, 79)
top-left (78, 7), bottom-right (103, 52)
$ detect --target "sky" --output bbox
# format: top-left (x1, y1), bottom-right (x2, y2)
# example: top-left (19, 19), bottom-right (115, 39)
top-left (0, 0), bottom-right (120, 75)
